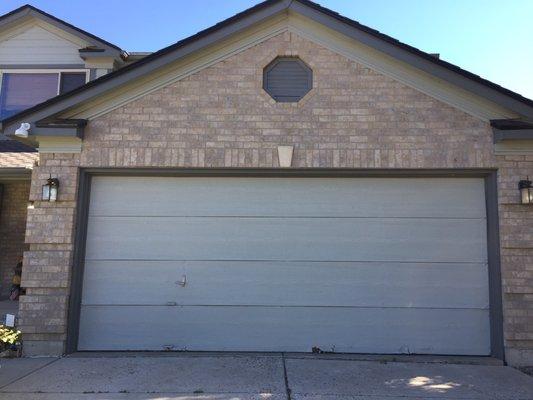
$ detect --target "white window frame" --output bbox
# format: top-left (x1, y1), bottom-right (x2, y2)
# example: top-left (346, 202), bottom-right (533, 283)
top-left (0, 68), bottom-right (90, 111)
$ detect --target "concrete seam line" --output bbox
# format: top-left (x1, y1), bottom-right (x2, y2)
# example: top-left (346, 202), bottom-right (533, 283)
top-left (0, 357), bottom-right (61, 390)
top-left (282, 352), bottom-right (292, 400)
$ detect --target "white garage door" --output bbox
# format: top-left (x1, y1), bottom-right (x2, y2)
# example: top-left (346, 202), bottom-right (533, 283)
top-left (78, 176), bottom-right (490, 354)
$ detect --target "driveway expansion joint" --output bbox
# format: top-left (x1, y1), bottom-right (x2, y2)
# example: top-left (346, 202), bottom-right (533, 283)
top-left (0, 357), bottom-right (60, 390)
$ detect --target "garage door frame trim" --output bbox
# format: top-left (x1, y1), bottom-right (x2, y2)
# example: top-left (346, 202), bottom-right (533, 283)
top-left (66, 168), bottom-right (503, 360)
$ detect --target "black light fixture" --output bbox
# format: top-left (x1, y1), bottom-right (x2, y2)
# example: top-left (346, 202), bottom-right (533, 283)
top-left (519, 177), bottom-right (533, 205)
top-left (42, 176), bottom-right (59, 202)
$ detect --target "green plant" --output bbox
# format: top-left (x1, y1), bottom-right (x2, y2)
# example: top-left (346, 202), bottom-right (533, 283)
top-left (0, 325), bottom-right (21, 346)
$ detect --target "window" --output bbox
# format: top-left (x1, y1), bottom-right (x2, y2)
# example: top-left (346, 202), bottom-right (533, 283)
top-left (59, 72), bottom-right (87, 94)
top-left (263, 57), bottom-right (312, 102)
top-left (0, 70), bottom-right (87, 119)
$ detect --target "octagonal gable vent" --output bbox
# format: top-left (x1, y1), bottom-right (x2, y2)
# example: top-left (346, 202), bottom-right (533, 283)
top-left (263, 57), bottom-right (312, 102)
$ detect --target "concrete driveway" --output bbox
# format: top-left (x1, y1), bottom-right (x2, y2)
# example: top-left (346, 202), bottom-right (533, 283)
top-left (0, 353), bottom-right (531, 400)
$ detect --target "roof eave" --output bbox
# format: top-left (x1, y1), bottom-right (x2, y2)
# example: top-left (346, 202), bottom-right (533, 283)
top-left (2, 118), bottom-right (86, 148)
top-left (491, 119), bottom-right (533, 143)
top-left (78, 47), bottom-right (124, 60)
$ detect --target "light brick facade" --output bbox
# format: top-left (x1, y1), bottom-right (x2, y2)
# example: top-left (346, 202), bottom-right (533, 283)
top-left (19, 32), bottom-right (533, 364)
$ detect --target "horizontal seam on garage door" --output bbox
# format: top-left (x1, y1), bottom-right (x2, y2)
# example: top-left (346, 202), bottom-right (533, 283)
top-left (84, 258), bottom-right (489, 264)
top-left (79, 304), bottom-right (490, 310)
top-left (87, 215), bottom-right (487, 220)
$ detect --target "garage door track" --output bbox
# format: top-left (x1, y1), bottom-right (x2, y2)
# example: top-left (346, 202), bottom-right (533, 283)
top-left (0, 353), bottom-right (531, 399)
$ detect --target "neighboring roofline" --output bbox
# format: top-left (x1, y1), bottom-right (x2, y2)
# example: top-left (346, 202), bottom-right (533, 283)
top-left (1, 0), bottom-right (533, 134)
top-left (0, 4), bottom-right (124, 55)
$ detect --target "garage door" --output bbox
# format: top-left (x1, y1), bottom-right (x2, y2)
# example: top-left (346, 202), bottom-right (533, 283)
top-left (78, 176), bottom-right (490, 354)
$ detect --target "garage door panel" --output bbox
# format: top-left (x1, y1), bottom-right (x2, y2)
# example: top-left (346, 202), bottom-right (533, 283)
top-left (85, 217), bottom-right (487, 263)
top-left (89, 177), bottom-right (486, 219)
top-left (78, 305), bottom-right (491, 355)
top-left (82, 260), bottom-right (489, 309)
top-left (80, 176), bottom-right (491, 354)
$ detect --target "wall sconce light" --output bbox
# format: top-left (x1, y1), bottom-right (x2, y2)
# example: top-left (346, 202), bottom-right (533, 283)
top-left (42, 176), bottom-right (59, 202)
top-left (519, 177), bottom-right (532, 205)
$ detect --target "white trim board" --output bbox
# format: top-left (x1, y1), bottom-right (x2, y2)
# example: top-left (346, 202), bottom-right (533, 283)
top-left (0, 16), bottom-right (89, 49)
top-left (286, 12), bottom-right (516, 121)
top-left (494, 140), bottom-right (533, 155)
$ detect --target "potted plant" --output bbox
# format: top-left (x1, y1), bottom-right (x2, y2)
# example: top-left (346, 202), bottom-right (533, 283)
top-left (0, 325), bottom-right (22, 358)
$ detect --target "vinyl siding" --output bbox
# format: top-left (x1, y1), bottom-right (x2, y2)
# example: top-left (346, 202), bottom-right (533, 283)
top-left (0, 25), bottom-right (83, 65)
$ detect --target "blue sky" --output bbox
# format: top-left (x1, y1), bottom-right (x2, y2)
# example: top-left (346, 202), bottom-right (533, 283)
top-left (2, 0), bottom-right (533, 99)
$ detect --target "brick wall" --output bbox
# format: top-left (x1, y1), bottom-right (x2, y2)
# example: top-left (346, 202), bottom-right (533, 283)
top-left (0, 181), bottom-right (30, 298)
top-left (497, 154), bottom-right (533, 366)
top-left (20, 31), bottom-right (533, 364)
